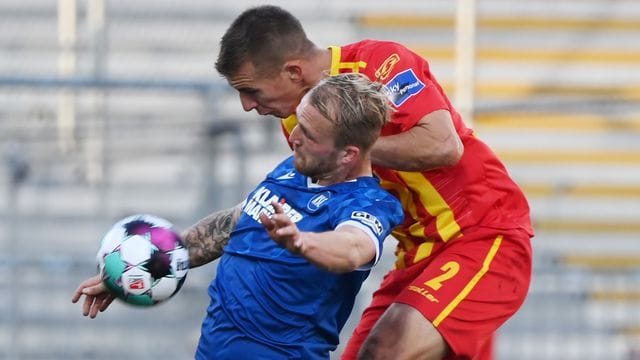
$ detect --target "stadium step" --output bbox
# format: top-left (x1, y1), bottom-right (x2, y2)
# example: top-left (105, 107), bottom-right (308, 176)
top-left (496, 149), bottom-right (640, 164)
top-left (535, 219), bottom-right (640, 234)
top-left (589, 290), bottom-right (640, 302)
top-left (558, 254), bottom-right (640, 270)
top-left (474, 113), bottom-right (640, 133)
top-left (355, 14), bottom-right (640, 31)
top-left (520, 183), bottom-right (640, 198)
top-left (411, 46), bottom-right (640, 65)
top-left (442, 82), bottom-right (640, 101)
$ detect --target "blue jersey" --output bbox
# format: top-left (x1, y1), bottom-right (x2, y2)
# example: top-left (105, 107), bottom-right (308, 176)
top-left (196, 156), bottom-right (403, 359)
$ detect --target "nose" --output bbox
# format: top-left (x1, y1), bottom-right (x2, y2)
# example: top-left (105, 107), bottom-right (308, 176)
top-left (288, 125), bottom-right (301, 146)
top-left (239, 92), bottom-right (258, 112)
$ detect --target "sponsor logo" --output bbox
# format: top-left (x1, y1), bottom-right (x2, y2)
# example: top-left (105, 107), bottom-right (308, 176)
top-left (351, 211), bottom-right (383, 236)
top-left (375, 53), bottom-right (400, 81)
top-left (242, 186), bottom-right (303, 223)
top-left (383, 69), bottom-right (426, 107)
top-left (306, 191), bottom-right (331, 212)
top-left (276, 171), bottom-right (296, 180)
top-left (407, 285), bottom-right (440, 302)
top-left (176, 259), bottom-right (189, 271)
top-left (127, 275), bottom-right (146, 290)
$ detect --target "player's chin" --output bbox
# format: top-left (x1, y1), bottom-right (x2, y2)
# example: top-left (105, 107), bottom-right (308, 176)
top-left (293, 158), bottom-right (309, 175)
top-left (292, 157), bottom-right (303, 170)
top-left (256, 108), bottom-right (282, 118)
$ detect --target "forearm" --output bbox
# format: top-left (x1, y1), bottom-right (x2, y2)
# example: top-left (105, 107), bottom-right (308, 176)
top-left (297, 227), bottom-right (375, 273)
top-left (181, 204), bottom-right (242, 268)
top-left (371, 134), bottom-right (458, 170)
top-left (371, 110), bottom-right (463, 171)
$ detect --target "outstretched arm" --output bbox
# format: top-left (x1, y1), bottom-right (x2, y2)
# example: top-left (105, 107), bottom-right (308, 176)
top-left (71, 204), bottom-right (243, 318)
top-left (182, 204), bottom-right (243, 267)
top-left (260, 201), bottom-right (376, 273)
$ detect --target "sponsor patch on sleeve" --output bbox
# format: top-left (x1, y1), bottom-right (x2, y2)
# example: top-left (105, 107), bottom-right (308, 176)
top-left (351, 211), bottom-right (383, 236)
top-left (383, 69), bottom-right (426, 107)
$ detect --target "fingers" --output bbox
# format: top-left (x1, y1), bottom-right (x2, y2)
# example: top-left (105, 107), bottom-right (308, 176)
top-left (269, 205), bottom-right (293, 228)
top-left (272, 222), bottom-right (296, 237)
top-left (259, 212), bottom-right (274, 230)
top-left (71, 287), bottom-right (83, 304)
top-left (81, 291), bottom-right (116, 319)
top-left (82, 295), bottom-right (94, 317)
top-left (271, 200), bottom-right (284, 214)
top-left (72, 274), bottom-right (103, 303)
top-left (100, 294), bottom-right (116, 311)
top-left (73, 274), bottom-right (115, 318)
top-left (264, 201), bottom-right (300, 250)
top-left (83, 282), bottom-right (108, 296)
top-left (89, 296), bottom-right (108, 319)
top-left (89, 298), bottom-right (102, 319)
top-left (260, 201), bottom-right (287, 230)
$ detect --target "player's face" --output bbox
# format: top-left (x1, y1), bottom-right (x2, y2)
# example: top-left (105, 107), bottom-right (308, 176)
top-left (226, 61), bottom-right (304, 119)
top-left (290, 98), bottom-right (342, 180)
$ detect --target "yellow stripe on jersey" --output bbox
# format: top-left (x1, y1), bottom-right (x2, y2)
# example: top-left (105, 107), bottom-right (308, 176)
top-left (328, 46), bottom-right (367, 75)
top-left (379, 178), bottom-right (418, 269)
top-left (396, 172), bottom-right (462, 242)
top-left (329, 46), bottom-right (342, 75)
top-left (414, 240), bottom-right (436, 264)
top-left (433, 235), bottom-right (503, 327)
top-left (281, 114), bottom-right (298, 136)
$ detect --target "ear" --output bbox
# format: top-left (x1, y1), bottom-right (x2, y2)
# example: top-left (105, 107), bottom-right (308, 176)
top-left (283, 60), bottom-right (304, 82)
top-left (340, 145), bottom-right (361, 165)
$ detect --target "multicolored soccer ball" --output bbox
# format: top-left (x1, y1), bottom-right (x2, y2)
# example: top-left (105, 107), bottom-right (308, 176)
top-left (96, 214), bottom-right (189, 306)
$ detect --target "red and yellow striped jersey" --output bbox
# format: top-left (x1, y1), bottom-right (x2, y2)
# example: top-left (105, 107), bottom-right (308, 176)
top-left (281, 40), bottom-right (533, 269)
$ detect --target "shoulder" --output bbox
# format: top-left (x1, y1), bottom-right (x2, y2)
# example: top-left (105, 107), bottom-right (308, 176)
top-left (345, 39), bottom-right (410, 53)
top-left (266, 156), bottom-right (296, 179)
top-left (334, 178), bottom-right (401, 211)
top-left (342, 40), bottom-right (427, 80)
top-left (346, 40), bottom-right (419, 63)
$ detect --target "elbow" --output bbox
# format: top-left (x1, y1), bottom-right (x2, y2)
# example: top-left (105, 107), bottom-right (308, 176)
top-left (441, 138), bottom-right (464, 167)
top-left (342, 256), bottom-right (363, 273)
top-left (412, 139), bottom-right (463, 170)
top-left (323, 258), bottom-right (360, 274)
top-left (319, 253), bottom-right (363, 274)
top-left (334, 248), bottom-right (373, 273)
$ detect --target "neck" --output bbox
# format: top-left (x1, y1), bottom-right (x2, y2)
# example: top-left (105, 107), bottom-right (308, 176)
top-left (305, 46), bottom-right (333, 86)
top-left (315, 157), bottom-right (372, 186)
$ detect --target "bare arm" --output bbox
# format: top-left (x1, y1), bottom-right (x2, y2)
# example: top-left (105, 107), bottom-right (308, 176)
top-left (371, 109), bottom-right (463, 171)
top-left (293, 226), bottom-right (375, 273)
top-left (259, 201), bottom-right (376, 273)
top-left (71, 204), bottom-right (243, 318)
top-left (182, 204), bottom-right (243, 268)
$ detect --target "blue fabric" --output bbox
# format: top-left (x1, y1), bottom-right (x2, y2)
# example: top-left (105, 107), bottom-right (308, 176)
top-left (196, 156), bottom-right (403, 359)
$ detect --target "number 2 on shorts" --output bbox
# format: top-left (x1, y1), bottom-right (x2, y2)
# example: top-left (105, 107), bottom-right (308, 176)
top-left (424, 261), bottom-right (460, 290)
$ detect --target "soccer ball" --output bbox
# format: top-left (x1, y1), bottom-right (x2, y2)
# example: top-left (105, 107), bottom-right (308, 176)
top-left (96, 214), bottom-right (189, 306)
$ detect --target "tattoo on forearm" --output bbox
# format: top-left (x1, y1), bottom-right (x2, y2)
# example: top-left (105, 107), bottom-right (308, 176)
top-left (182, 204), bottom-right (242, 268)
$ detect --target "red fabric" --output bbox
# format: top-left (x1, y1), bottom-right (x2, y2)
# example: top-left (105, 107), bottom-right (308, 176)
top-left (334, 40), bottom-right (533, 269)
top-left (343, 228), bottom-right (532, 359)
top-left (282, 40), bottom-right (534, 359)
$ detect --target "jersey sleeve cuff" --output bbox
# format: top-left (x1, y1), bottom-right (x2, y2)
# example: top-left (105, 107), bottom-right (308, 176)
top-left (336, 220), bottom-right (382, 271)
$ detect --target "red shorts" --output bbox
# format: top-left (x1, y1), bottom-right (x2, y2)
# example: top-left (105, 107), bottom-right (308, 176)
top-left (342, 227), bottom-right (532, 359)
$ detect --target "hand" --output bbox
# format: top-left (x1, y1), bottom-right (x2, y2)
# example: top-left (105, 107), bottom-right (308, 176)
top-left (71, 274), bottom-right (116, 318)
top-left (259, 200), bottom-right (304, 254)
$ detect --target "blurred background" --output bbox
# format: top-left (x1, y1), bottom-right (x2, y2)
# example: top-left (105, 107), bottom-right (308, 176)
top-left (1, 0), bottom-right (639, 359)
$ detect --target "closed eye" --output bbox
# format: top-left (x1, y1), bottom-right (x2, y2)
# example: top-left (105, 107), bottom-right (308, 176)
top-left (297, 123), bottom-right (316, 142)
top-left (237, 87), bottom-right (259, 95)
